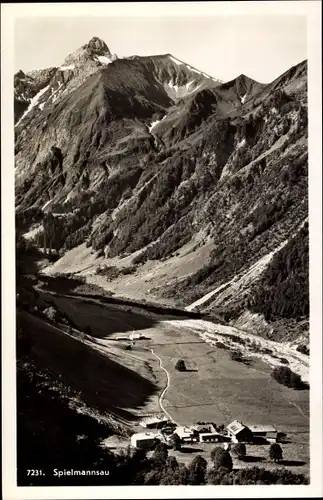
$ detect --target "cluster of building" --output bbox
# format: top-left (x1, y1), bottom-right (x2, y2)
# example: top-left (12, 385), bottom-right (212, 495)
top-left (130, 416), bottom-right (279, 450)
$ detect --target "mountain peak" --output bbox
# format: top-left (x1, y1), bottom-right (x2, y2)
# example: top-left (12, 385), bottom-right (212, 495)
top-left (85, 36), bottom-right (110, 54)
top-left (62, 36), bottom-right (115, 68)
top-left (236, 73), bottom-right (248, 81)
top-left (235, 74), bottom-right (259, 85)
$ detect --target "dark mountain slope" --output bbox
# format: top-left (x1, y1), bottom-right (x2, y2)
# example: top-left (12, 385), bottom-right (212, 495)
top-left (150, 87), bottom-right (238, 147)
top-left (216, 73), bottom-right (266, 104)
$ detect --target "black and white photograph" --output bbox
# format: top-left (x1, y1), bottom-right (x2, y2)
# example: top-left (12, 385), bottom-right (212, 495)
top-left (1, 1), bottom-right (322, 498)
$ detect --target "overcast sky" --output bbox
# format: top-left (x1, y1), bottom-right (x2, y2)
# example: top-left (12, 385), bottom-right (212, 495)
top-left (15, 14), bottom-right (306, 83)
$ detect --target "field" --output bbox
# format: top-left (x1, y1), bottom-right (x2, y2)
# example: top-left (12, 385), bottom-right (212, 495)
top-left (152, 342), bottom-right (308, 429)
top-left (165, 439), bottom-right (309, 474)
top-left (21, 291), bottom-right (309, 475)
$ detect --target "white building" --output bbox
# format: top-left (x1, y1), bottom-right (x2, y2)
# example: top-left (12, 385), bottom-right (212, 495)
top-left (170, 426), bottom-right (198, 443)
top-left (130, 432), bottom-right (162, 449)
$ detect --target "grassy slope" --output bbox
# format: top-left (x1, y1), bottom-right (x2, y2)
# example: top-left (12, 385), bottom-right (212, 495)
top-left (18, 310), bottom-right (161, 422)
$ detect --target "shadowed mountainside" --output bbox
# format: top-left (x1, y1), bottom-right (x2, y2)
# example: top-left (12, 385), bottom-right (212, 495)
top-left (17, 310), bottom-right (158, 422)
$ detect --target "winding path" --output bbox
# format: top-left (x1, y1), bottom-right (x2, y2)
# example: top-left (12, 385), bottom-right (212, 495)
top-left (149, 348), bottom-right (177, 425)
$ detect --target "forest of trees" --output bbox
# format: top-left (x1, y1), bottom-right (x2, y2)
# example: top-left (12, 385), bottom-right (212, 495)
top-left (271, 365), bottom-right (308, 390)
top-left (250, 223), bottom-right (309, 321)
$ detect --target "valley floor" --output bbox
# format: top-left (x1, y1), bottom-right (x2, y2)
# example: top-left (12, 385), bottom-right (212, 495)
top-left (23, 286), bottom-right (310, 477)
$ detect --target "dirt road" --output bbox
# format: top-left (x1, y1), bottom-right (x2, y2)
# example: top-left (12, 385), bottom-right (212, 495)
top-left (149, 348), bottom-right (176, 423)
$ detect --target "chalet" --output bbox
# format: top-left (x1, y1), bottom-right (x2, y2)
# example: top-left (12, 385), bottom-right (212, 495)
top-left (226, 420), bottom-right (253, 443)
top-left (248, 424), bottom-right (278, 443)
top-left (130, 432), bottom-right (162, 449)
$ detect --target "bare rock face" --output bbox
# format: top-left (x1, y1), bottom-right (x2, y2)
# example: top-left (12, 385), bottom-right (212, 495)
top-left (26, 67), bottom-right (58, 88)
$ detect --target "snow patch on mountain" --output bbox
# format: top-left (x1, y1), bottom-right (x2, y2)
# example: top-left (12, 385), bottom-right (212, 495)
top-left (148, 115), bottom-right (167, 133)
top-left (193, 83), bottom-right (202, 93)
top-left (240, 93), bottom-right (247, 104)
top-left (60, 64), bottom-right (75, 71)
top-left (167, 55), bottom-right (222, 84)
top-left (186, 66), bottom-right (221, 84)
top-left (15, 84), bottom-right (50, 126)
top-left (190, 67), bottom-right (202, 76)
top-left (95, 55), bottom-right (113, 65)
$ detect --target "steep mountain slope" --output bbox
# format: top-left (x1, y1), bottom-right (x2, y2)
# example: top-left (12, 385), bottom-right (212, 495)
top-left (15, 38), bottom-right (308, 343)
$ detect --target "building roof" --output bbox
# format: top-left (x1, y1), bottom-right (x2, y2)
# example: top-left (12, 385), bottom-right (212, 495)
top-left (192, 424), bottom-right (215, 433)
top-left (248, 424), bottom-right (277, 433)
top-left (175, 426), bottom-right (195, 439)
top-left (226, 420), bottom-right (246, 435)
top-left (131, 431), bottom-right (161, 440)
